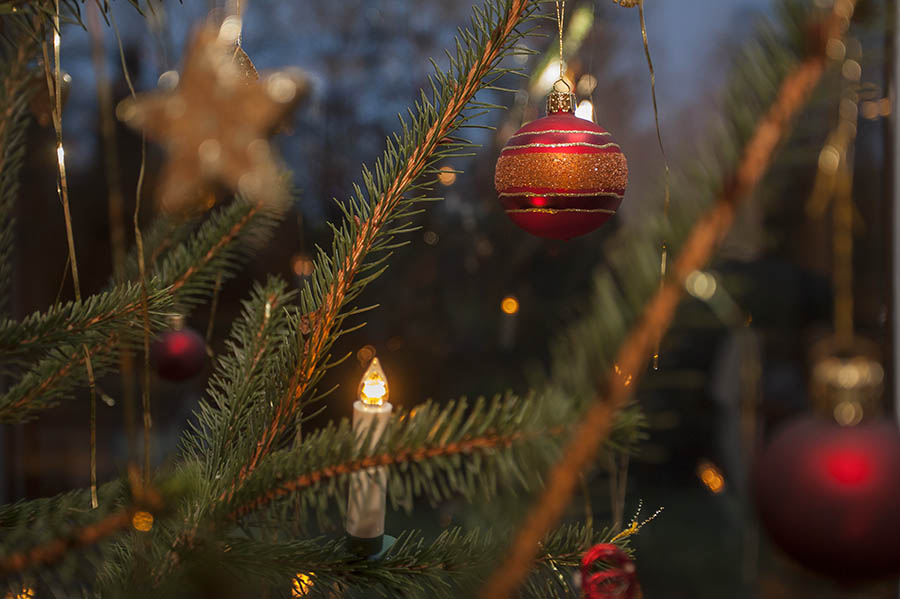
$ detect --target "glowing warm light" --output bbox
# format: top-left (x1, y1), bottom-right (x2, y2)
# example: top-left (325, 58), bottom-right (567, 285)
top-left (291, 254), bottom-right (314, 277)
top-left (825, 449), bottom-right (872, 486)
top-left (685, 270), bottom-right (717, 300)
top-left (131, 510), bottom-right (154, 532)
top-left (292, 573), bottom-right (314, 597)
top-left (501, 296), bottom-right (519, 315)
top-left (437, 165), bottom-right (457, 186)
top-left (358, 357), bottom-right (388, 406)
top-left (575, 99), bottom-right (594, 122)
top-left (5, 587), bottom-right (35, 599)
top-left (833, 400), bottom-right (863, 426)
top-left (576, 74), bottom-right (597, 96)
top-left (697, 460), bottom-right (725, 494)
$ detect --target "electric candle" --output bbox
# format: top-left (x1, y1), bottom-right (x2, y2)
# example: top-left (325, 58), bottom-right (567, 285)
top-left (346, 357), bottom-right (392, 556)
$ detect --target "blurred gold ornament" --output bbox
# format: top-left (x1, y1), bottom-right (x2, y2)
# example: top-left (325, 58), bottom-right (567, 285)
top-left (4, 587), bottom-right (35, 599)
top-left (116, 25), bottom-right (309, 215)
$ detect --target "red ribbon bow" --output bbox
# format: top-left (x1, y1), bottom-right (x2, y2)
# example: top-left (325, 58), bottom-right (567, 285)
top-left (580, 544), bottom-right (638, 599)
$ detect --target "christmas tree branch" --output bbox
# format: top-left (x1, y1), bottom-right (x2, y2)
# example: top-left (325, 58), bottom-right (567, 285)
top-left (0, 474), bottom-right (164, 580)
top-left (0, 195), bottom-right (288, 422)
top-left (150, 523), bottom-right (620, 599)
top-left (222, 0), bottom-right (538, 497)
top-left (479, 2), bottom-right (856, 596)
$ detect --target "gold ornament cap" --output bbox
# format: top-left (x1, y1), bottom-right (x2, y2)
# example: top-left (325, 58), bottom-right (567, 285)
top-left (810, 336), bottom-right (884, 426)
top-left (546, 79), bottom-right (575, 115)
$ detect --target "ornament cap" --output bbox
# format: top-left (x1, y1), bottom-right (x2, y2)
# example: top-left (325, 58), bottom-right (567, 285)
top-left (546, 79), bottom-right (575, 114)
top-left (810, 336), bottom-right (884, 425)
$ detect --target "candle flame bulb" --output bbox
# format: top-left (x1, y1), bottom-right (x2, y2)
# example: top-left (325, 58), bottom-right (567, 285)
top-left (359, 357), bottom-right (388, 406)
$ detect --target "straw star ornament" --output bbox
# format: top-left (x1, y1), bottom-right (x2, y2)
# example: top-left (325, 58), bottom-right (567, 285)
top-left (117, 25), bottom-right (308, 214)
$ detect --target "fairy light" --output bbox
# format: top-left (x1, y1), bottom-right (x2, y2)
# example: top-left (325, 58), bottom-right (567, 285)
top-left (131, 510), bottom-right (154, 532)
top-left (437, 165), bottom-right (457, 186)
top-left (358, 357), bottom-right (388, 406)
top-left (348, 356), bottom-right (393, 554)
top-left (697, 460), bottom-right (725, 494)
top-left (501, 295), bottom-right (519, 315)
top-left (292, 573), bottom-right (314, 597)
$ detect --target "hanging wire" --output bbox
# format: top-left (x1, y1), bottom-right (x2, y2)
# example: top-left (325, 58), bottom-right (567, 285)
top-left (43, 0), bottom-right (101, 509)
top-left (612, 0), bottom-right (670, 369)
top-left (110, 11), bottom-right (153, 485)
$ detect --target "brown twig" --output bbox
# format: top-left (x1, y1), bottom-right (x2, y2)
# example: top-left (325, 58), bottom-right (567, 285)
top-left (477, 3), bottom-right (855, 597)
top-left (222, 0), bottom-right (533, 501)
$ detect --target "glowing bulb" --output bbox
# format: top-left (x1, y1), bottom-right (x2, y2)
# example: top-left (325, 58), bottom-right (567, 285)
top-left (437, 165), bottom-right (457, 186)
top-left (5, 587), bottom-right (35, 599)
top-left (696, 460), bottom-right (725, 494)
top-left (501, 296), bottom-right (519, 315)
top-left (292, 573), bottom-right (314, 597)
top-left (575, 99), bottom-right (594, 122)
top-left (56, 144), bottom-right (65, 167)
top-left (359, 357), bottom-right (388, 406)
top-left (131, 510), bottom-right (154, 532)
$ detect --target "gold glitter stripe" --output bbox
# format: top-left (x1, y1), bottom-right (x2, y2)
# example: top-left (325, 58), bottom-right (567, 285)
top-left (502, 141), bottom-right (621, 151)
top-left (505, 207), bottom-right (616, 214)
top-left (509, 129), bottom-right (611, 138)
top-left (499, 190), bottom-right (624, 199)
top-left (495, 151), bottom-right (628, 192)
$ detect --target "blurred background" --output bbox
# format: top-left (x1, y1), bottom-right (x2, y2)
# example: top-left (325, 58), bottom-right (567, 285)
top-left (3, 0), bottom-right (896, 597)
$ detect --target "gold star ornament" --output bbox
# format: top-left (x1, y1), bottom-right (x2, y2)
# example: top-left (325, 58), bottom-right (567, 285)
top-left (116, 23), bottom-right (308, 214)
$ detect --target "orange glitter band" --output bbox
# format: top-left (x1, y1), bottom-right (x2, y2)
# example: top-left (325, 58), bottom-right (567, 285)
top-left (495, 151), bottom-right (628, 192)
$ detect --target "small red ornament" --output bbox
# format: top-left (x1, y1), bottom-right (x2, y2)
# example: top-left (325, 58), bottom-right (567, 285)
top-left (151, 325), bottom-right (207, 382)
top-left (580, 544), bottom-right (640, 599)
top-left (753, 417), bottom-right (900, 581)
top-left (495, 88), bottom-right (627, 240)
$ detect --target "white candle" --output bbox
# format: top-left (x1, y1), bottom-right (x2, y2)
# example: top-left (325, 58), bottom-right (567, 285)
top-left (346, 358), bottom-right (392, 553)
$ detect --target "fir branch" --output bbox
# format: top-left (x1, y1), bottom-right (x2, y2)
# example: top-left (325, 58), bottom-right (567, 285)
top-left (133, 522), bottom-right (618, 599)
top-left (0, 474), bottom-right (163, 579)
top-left (479, 2), bottom-right (856, 596)
top-left (222, 0), bottom-right (539, 497)
top-left (224, 395), bottom-right (566, 523)
top-left (0, 195), bottom-right (288, 422)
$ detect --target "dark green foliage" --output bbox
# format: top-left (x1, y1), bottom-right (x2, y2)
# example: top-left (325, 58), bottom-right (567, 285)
top-left (0, 28), bottom-right (35, 318)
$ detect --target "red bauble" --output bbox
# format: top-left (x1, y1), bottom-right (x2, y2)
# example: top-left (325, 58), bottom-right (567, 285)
top-left (494, 99), bottom-right (627, 240)
top-left (753, 417), bottom-right (900, 581)
top-left (151, 327), bottom-right (207, 382)
top-left (580, 543), bottom-right (640, 599)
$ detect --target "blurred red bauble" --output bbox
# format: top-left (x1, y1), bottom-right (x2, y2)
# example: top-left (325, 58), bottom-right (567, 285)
top-left (753, 416), bottom-right (900, 581)
top-left (151, 326), bottom-right (207, 382)
top-left (494, 89), bottom-right (627, 240)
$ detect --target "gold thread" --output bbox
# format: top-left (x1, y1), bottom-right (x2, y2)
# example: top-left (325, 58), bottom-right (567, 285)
top-left (499, 190), bottom-right (624, 199)
top-left (509, 129), bottom-right (610, 139)
top-left (503, 141), bottom-right (620, 151)
top-left (506, 207), bottom-right (616, 214)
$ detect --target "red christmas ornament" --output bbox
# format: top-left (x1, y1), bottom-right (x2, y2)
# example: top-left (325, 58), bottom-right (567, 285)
top-left (580, 544), bottom-right (640, 599)
top-left (753, 417), bottom-right (900, 581)
top-left (151, 325), bottom-right (207, 382)
top-left (495, 89), bottom-right (627, 240)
